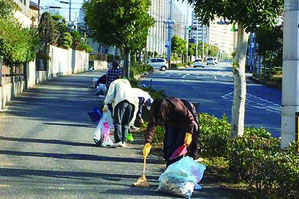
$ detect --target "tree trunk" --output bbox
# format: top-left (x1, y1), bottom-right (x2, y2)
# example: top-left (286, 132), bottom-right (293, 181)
top-left (123, 47), bottom-right (130, 79)
top-left (231, 24), bottom-right (249, 137)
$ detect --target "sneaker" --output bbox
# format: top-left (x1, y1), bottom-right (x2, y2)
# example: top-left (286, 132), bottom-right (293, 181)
top-left (113, 142), bottom-right (122, 147)
top-left (120, 142), bottom-right (127, 148)
top-left (130, 125), bottom-right (140, 132)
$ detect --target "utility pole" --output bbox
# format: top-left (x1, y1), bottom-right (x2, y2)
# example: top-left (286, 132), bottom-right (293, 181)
top-left (166, 0), bottom-right (174, 68)
top-left (195, 19), bottom-right (198, 58)
top-left (281, 0), bottom-right (299, 148)
top-left (186, 4), bottom-right (189, 63)
top-left (38, 0), bottom-right (41, 21)
top-left (69, 0), bottom-right (71, 21)
top-left (202, 25), bottom-right (204, 59)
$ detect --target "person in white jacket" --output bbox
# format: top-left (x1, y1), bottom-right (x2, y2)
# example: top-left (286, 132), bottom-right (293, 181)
top-left (102, 78), bottom-right (139, 147)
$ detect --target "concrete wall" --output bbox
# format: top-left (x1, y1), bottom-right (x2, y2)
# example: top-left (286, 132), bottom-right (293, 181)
top-left (0, 46), bottom-right (104, 110)
top-left (93, 60), bottom-right (108, 70)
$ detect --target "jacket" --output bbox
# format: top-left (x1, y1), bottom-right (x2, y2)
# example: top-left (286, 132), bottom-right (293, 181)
top-left (104, 79), bottom-right (139, 123)
top-left (144, 97), bottom-right (197, 144)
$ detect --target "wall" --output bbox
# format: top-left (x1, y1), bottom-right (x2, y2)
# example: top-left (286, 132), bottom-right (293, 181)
top-left (1, 46), bottom-right (97, 110)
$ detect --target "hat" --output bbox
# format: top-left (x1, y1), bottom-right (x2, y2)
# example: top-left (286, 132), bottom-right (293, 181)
top-left (146, 98), bottom-right (153, 110)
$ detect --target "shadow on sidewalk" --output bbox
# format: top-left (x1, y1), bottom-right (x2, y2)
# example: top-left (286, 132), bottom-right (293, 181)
top-left (0, 149), bottom-right (161, 164)
top-left (0, 136), bottom-right (96, 147)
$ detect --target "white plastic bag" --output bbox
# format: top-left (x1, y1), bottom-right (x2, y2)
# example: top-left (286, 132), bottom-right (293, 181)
top-left (158, 156), bottom-right (206, 198)
top-left (93, 110), bottom-right (113, 146)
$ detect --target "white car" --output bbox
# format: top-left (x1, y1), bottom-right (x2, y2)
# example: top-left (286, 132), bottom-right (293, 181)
top-left (194, 59), bottom-right (204, 68)
top-left (148, 58), bottom-right (168, 71)
top-left (206, 57), bottom-right (215, 65)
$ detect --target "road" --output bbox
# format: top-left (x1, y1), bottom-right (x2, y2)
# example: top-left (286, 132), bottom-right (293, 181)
top-left (0, 70), bottom-right (238, 199)
top-left (140, 62), bottom-right (281, 137)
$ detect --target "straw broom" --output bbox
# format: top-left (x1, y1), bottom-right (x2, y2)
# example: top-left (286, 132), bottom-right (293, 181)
top-left (134, 158), bottom-right (149, 187)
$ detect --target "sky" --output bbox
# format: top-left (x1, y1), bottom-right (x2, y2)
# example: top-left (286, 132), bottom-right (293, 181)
top-left (32, 0), bottom-right (191, 24)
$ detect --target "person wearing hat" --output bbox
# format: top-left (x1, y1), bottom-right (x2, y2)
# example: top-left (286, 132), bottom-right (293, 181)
top-left (130, 88), bottom-right (153, 131)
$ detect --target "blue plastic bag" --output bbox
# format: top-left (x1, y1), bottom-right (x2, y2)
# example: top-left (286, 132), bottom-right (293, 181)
top-left (158, 156), bottom-right (206, 198)
top-left (88, 107), bottom-right (102, 122)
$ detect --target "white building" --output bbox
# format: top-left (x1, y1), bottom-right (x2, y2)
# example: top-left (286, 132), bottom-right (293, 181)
top-left (208, 17), bottom-right (237, 56)
top-left (190, 11), bottom-right (208, 45)
top-left (147, 0), bottom-right (187, 57)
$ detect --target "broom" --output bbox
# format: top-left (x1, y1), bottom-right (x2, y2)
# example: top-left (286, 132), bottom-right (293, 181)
top-left (134, 158), bottom-right (149, 187)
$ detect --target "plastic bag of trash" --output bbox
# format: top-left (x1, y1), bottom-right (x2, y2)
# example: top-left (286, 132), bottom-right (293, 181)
top-left (93, 110), bottom-right (113, 146)
top-left (95, 83), bottom-right (107, 95)
top-left (158, 156), bottom-right (206, 198)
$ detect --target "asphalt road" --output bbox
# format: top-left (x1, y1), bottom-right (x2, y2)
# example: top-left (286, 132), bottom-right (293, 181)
top-left (140, 62), bottom-right (281, 137)
top-left (0, 70), bottom-right (238, 199)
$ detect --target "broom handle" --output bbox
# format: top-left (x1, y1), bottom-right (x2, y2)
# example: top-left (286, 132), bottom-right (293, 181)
top-left (142, 158), bottom-right (147, 177)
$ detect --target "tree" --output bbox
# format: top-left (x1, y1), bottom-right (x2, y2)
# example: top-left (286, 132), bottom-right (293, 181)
top-left (83, 0), bottom-right (154, 78)
top-left (255, 25), bottom-right (282, 77)
top-left (0, 0), bottom-right (39, 65)
top-left (186, 0), bottom-right (283, 136)
top-left (171, 35), bottom-right (187, 62)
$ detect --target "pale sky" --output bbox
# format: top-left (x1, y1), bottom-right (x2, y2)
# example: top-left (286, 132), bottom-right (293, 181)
top-left (33, 0), bottom-right (192, 24)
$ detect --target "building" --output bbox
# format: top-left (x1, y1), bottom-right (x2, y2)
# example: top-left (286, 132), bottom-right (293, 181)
top-left (190, 11), bottom-right (208, 45)
top-left (147, 0), bottom-right (187, 57)
top-left (208, 16), bottom-right (237, 56)
top-left (190, 11), bottom-right (237, 57)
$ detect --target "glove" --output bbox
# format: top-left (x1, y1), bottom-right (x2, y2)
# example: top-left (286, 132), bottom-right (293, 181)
top-left (143, 143), bottom-right (152, 159)
top-left (184, 132), bottom-right (192, 147)
top-left (102, 104), bottom-right (108, 112)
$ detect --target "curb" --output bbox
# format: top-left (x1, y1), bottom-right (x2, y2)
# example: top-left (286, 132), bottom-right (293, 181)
top-left (247, 76), bottom-right (281, 90)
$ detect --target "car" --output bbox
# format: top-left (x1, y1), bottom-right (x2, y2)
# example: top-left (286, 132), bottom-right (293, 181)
top-left (148, 58), bottom-right (168, 71)
top-left (194, 59), bottom-right (204, 68)
top-left (206, 57), bottom-right (215, 65)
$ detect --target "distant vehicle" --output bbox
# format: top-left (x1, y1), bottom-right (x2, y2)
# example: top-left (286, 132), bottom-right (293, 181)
top-left (194, 59), bottom-right (204, 68)
top-left (213, 58), bottom-right (218, 64)
top-left (206, 57), bottom-right (215, 65)
top-left (148, 58), bottom-right (168, 71)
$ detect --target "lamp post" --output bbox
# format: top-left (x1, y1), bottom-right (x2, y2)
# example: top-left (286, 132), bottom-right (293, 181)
top-left (281, 0), bottom-right (299, 148)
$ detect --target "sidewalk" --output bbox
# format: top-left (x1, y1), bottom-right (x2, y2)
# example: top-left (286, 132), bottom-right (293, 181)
top-left (0, 70), bottom-right (240, 198)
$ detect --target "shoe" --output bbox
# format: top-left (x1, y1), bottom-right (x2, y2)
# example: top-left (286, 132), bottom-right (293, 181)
top-left (194, 157), bottom-right (204, 162)
top-left (120, 142), bottom-right (127, 148)
top-left (113, 142), bottom-right (122, 147)
top-left (130, 125), bottom-right (140, 132)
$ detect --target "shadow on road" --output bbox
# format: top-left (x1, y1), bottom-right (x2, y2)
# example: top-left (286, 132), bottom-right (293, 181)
top-left (0, 136), bottom-right (96, 147)
top-left (0, 149), bottom-right (161, 164)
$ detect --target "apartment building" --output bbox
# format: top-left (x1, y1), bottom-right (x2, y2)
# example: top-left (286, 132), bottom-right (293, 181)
top-left (190, 11), bottom-right (208, 44)
top-left (13, 0), bottom-right (38, 28)
top-left (190, 11), bottom-right (237, 56)
top-left (147, 0), bottom-right (187, 56)
top-left (208, 16), bottom-right (237, 56)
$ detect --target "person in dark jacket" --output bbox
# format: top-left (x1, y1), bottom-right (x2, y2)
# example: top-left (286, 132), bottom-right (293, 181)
top-left (142, 97), bottom-right (199, 166)
top-left (106, 60), bottom-right (122, 89)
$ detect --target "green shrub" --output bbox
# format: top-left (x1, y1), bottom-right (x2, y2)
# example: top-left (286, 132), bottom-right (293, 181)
top-left (198, 113), bottom-right (231, 157)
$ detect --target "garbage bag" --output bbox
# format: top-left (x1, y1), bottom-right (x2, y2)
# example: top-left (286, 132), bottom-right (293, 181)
top-left (88, 107), bottom-right (102, 122)
top-left (158, 156), bottom-right (206, 198)
top-left (93, 110), bottom-right (113, 146)
top-left (95, 83), bottom-right (107, 95)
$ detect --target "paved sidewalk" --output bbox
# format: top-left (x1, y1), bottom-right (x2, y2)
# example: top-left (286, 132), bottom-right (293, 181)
top-left (0, 70), bottom-right (236, 198)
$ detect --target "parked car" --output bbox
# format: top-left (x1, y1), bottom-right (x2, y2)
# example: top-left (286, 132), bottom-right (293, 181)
top-left (194, 59), bottom-right (204, 68)
top-left (148, 58), bottom-right (168, 71)
top-left (206, 57), bottom-right (215, 65)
